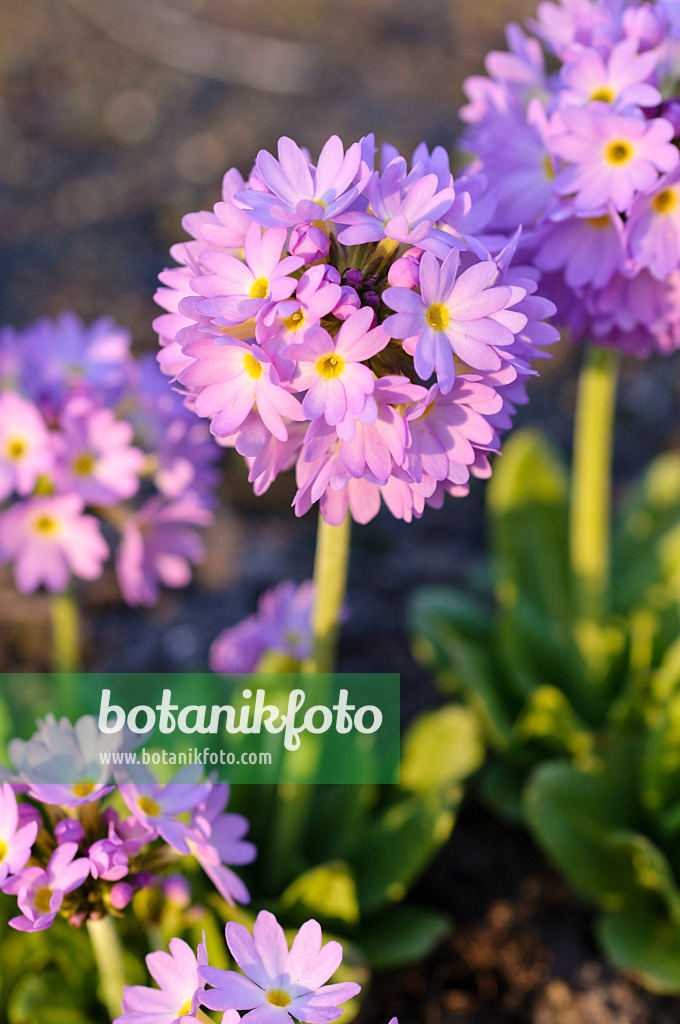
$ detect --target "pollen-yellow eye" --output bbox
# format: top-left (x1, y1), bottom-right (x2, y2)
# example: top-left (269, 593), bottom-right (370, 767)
top-left (243, 352), bottom-right (264, 379)
top-left (316, 354), bottom-right (345, 379)
top-left (426, 304), bottom-right (450, 331)
top-left (34, 515), bottom-right (58, 535)
top-left (6, 438), bottom-right (26, 459)
top-left (284, 310), bottom-right (305, 332)
top-left (591, 86), bottom-right (614, 103)
top-left (34, 887), bottom-right (53, 913)
top-left (266, 990), bottom-right (292, 1007)
top-left (605, 140), bottom-right (632, 165)
top-left (137, 795), bottom-right (161, 817)
top-left (652, 188), bottom-right (678, 215)
top-left (586, 215), bottom-right (611, 230)
top-left (73, 452), bottom-right (96, 476)
top-left (250, 277), bottom-right (269, 300)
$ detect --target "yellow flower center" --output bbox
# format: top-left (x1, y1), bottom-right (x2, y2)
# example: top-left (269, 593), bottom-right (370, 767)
top-left (34, 886), bottom-right (53, 913)
top-left (177, 998), bottom-right (193, 1017)
top-left (5, 438), bottom-right (26, 460)
top-left (34, 514), bottom-right (58, 535)
top-left (591, 86), bottom-right (614, 103)
top-left (137, 795), bottom-right (161, 817)
top-left (72, 781), bottom-right (96, 798)
top-left (250, 277), bottom-right (269, 300)
top-left (426, 303), bottom-right (450, 332)
top-left (0, 839), bottom-right (7, 862)
top-left (605, 140), bottom-right (633, 165)
top-left (266, 990), bottom-right (292, 1007)
top-left (586, 215), bottom-right (611, 230)
top-left (73, 452), bottom-right (96, 476)
top-left (243, 352), bottom-right (264, 379)
top-left (284, 310), bottom-right (305, 332)
top-left (543, 155), bottom-right (555, 181)
top-left (652, 188), bottom-right (678, 215)
top-left (316, 354), bottom-right (344, 379)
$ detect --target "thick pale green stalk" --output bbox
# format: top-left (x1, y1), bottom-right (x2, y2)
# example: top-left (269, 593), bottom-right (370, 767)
top-left (87, 916), bottom-right (126, 1019)
top-left (570, 344), bottom-right (620, 634)
top-left (49, 587), bottom-right (80, 673)
top-left (302, 512), bottom-right (352, 674)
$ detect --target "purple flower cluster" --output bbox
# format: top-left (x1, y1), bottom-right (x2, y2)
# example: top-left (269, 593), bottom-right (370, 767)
top-left (155, 135), bottom-right (558, 525)
top-left (0, 714), bottom-right (256, 932)
top-left (0, 313), bottom-right (219, 603)
top-left (460, 0), bottom-right (680, 357)
top-left (116, 910), bottom-right (361, 1024)
top-left (210, 580), bottom-right (315, 673)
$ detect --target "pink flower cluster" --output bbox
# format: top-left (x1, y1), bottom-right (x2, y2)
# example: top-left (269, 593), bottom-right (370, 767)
top-left (155, 135), bottom-right (558, 525)
top-left (0, 714), bottom-right (256, 932)
top-left (0, 313), bottom-right (219, 603)
top-left (461, 0), bottom-right (680, 357)
top-left (116, 910), bottom-right (361, 1024)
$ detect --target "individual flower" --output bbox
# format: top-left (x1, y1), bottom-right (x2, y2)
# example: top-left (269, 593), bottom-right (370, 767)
top-left (200, 910), bottom-right (361, 1023)
top-left (118, 764), bottom-right (212, 854)
top-left (115, 494), bottom-right (213, 608)
top-left (0, 391), bottom-right (53, 500)
top-left (235, 135), bottom-right (367, 227)
top-left (6, 713), bottom-right (122, 805)
top-left (383, 249), bottom-right (527, 390)
top-left (0, 495), bottom-right (108, 594)
top-left (3, 842), bottom-right (90, 932)
top-left (210, 579), bottom-right (316, 673)
top-left (115, 935), bottom-right (208, 1024)
top-left (0, 784), bottom-right (39, 885)
top-left (188, 784), bottom-right (257, 905)
top-left (54, 403), bottom-right (145, 505)
top-left (550, 108), bottom-right (678, 213)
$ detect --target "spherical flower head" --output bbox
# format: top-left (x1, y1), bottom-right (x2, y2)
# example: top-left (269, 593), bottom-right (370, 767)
top-left (16, 312), bottom-right (133, 413)
top-left (115, 934), bottom-right (208, 1024)
top-left (156, 133), bottom-right (556, 524)
top-left (200, 910), bottom-right (361, 1023)
top-left (459, 0), bottom-right (680, 358)
top-left (0, 494), bottom-right (108, 594)
top-left (0, 392), bottom-right (53, 500)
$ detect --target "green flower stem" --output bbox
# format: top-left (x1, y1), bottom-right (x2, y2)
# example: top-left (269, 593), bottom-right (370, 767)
top-left (302, 512), bottom-right (351, 674)
top-left (87, 916), bottom-right (127, 1019)
top-left (569, 343), bottom-right (620, 637)
top-left (49, 587), bottom-right (80, 674)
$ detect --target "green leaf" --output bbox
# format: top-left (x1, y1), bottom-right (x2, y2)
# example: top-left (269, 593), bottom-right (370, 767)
top-left (598, 905), bottom-right (680, 995)
top-left (613, 451), bottom-right (680, 613)
top-left (487, 429), bottom-right (571, 633)
top-left (279, 861), bottom-right (360, 928)
top-left (352, 790), bottom-right (458, 913)
top-left (358, 904), bottom-right (451, 970)
top-left (400, 705), bottom-right (484, 794)
top-left (408, 586), bottom-right (515, 746)
top-left (524, 755), bottom-right (642, 909)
